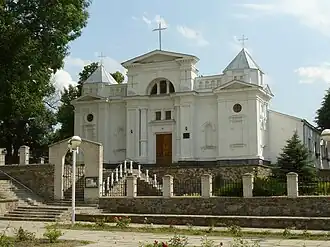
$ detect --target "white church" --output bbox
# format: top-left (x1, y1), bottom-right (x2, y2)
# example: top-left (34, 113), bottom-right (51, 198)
top-left (72, 48), bottom-right (322, 168)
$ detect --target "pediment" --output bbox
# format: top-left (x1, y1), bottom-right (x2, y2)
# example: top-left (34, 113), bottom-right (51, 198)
top-left (72, 94), bottom-right (104, 103)
top-left (213, 80), bottom-right (258, 93)
top-left (263, 84), bottom-right (274, 96)
top-left (121, 50), bottom-right (199, 68)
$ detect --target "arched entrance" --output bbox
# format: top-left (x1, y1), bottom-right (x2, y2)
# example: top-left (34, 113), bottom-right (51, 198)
top-left (49, 138), bottom-right (103, 203)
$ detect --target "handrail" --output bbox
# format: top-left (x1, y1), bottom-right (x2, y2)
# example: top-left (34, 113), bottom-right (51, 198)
top-left (0, 169), bottom-right (35, 194)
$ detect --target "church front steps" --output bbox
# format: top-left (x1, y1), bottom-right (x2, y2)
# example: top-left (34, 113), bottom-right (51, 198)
top-left (75, 213), bottom-right (330, 231)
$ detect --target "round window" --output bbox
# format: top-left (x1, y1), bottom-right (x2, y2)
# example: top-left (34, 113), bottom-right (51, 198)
top-left (87, 114), bottom-right (94, 122)
top-left (233, 104), bottom-right (242, 113)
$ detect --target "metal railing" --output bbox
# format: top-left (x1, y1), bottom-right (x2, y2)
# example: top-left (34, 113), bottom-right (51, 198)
top-left (101, 159), bottom-right (162, 196)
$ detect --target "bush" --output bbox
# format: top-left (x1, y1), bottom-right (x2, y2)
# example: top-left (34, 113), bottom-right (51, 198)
top-left (43, 225), bottom-right (63, 243)
top-left (15, 227), bottom-right (35, 242)
top-left (114, 216), bottom-right (131, 228)
top-left (253, 177), bottom-right (287, 196)
top-left (0, 234), bottom-right (13, 247)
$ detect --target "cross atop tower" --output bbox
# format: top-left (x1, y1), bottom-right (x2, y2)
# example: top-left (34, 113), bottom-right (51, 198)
top-left (238, 35), bottom-right (248, 48)
top-left (98, 52), bottom-right (106, 65)
top-left (153, 21), bottom-right (167, 50)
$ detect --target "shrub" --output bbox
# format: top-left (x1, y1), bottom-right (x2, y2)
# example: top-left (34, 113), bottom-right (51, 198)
top-left (0, 234), bottom-right (13, 247)
top-left (15, 227), bottom-right (35, 242)
top-left (114, 216), bottom-right (131, 228)
top-left (43, 225), bottom-right (63, 243)
top-left (214, 181), bottom-right (243, 197)
top-left (200, 236), bottom-right (215, 247)
top-left (94, 217), bottom-right (106, 227)
top-left (168, 235), bottom-right (188, 247)
top-left (253, 177), bottom-right (287, 196)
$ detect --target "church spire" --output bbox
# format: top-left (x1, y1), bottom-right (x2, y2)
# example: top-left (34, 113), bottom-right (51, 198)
top-left (84, 64), bottom-right (117, 84)
top-left (223, 48), bottom-right (263, 73)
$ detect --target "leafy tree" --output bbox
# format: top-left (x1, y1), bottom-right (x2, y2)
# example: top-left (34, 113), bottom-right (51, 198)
top-left (315, 88), bottom-right (330, 130)
top-left (272, 131), bottom-right (316, 182)
top-left (111, 71), bottom-right (125, 84)
top-left (0, 0), bottom-right (91, 163)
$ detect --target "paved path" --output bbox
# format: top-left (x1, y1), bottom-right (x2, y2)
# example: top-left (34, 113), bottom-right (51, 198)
top-left (0, 221), bottom-right (329, 246)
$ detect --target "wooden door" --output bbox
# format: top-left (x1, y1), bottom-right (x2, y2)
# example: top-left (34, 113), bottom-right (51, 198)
top-left (156, 134), bottom-right (172, 165)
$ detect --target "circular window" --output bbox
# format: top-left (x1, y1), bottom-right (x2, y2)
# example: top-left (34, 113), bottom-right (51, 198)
top-left (233, 104), bottom-right (242, 113)
top-left (86, 114), bottom-right (94, 122)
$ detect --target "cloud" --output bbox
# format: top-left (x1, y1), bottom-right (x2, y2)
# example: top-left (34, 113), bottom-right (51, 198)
top-left (236, 0), bottom-right (330, 37)
top-left (51, 70), bottom-right (77, 91)
top-left (176, 25), bottom-right (209, 46)
top-left (295, 63), bottom-right (330, 84)
top-left (137, 14), bottom-right (168, 28)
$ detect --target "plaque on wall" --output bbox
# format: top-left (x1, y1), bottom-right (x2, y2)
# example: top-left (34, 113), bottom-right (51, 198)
top-left (183, 133), bottom-right (190, 139)
top-left (85, 177), bottom-right (98, 188)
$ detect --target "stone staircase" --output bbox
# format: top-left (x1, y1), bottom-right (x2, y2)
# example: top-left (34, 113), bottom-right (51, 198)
top-left (103, 166), bottom-right (163, 196)
top-left (0, 179), bottom-right (70, 222)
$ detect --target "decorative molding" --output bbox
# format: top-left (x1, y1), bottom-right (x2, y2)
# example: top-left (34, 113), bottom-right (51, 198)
top-left (230, 143), bottom-right (246, 148)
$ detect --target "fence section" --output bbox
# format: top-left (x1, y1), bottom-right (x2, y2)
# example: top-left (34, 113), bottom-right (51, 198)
top-left (173, 178), bottom-right (201, 196)
top-left (299, 176), bottom-right (330, 196)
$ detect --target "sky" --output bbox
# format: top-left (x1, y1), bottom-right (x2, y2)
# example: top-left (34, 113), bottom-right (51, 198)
top-left (53, 0), bottom-right (330, 124)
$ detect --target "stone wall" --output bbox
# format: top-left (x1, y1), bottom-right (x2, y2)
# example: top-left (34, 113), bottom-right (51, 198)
top-left (142, 164), bottom-right (271, 183)
top-left (0, 199), bottom-right (18, 214)
top-left (99, 196), bottom-right (330, 217)
top-left (0, 164), bottom-right (54, 200)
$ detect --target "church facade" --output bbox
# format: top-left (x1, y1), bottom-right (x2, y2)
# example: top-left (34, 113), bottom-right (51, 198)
top-left (72, 48), bottom-right (322, 168)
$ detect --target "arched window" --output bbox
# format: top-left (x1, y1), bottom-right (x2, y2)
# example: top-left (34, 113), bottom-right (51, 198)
top-left (148, 78), bottom-right (175, 95)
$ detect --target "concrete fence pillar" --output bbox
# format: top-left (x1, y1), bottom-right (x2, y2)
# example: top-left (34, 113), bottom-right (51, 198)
top-left (287, 172), bottom-right (298, 198)
top-left (242, 173), bottom-right (254, 198)
top-left (0, 149), bottom-right (6, 166)
top-left (162, 175), bottom-right (173, 198)
top-left (19, 145), bottom-right (29, 165)
top-left (201, 174), bottom-right (212, 198)
top-left (126, 175), bottom-right (137, 198)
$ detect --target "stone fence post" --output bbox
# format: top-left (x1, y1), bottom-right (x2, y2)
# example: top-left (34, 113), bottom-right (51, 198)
top-left (126, 175), bottom-right (137, 198)
top-left (287, 172), bottom-right (298, 198)
top-left (242, 173), bottom-right (254, 198)
top-left (201, 174), bottom-right (212, 198)
top-left (162, 175), bottom-right (173, 198)
top-left (19, 145), bottom-right (29, 165)
top-left (0, 148), bottom-right (6, 166)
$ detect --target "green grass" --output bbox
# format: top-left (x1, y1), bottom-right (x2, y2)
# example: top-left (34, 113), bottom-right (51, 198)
top-left (1, 238), bottom-right (90, 247)
top-left (53, 223), bottom-right (330, 241)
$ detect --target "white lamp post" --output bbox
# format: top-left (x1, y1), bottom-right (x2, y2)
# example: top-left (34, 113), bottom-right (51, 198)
top-left (68, 136), bottom-right (82, 225)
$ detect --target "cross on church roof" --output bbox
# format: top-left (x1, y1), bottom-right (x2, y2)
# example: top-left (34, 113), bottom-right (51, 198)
top-left (98, 52), bottom-right (106, 65)
top-left (153, 20), bottom-right (167, 50)
top-left (238, 35), bottom-right (248, 48)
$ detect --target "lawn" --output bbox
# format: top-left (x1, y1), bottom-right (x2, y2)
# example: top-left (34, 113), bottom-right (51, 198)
top-left (9, 239), bottom-right (89, 246)
top-left (55, 222), bottom-right (330, 241)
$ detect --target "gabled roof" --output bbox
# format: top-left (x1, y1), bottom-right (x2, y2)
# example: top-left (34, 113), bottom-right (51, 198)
top-left (71, 94), bottom-right (106, 104)
top-left (84, 65), bottom-right (117, 85)
top-left (223, 48), bottom-right (263, 73)
top-left (121, 49), bottom-right (199, 68)
top-left (213, 79), bottom-right (259, 93)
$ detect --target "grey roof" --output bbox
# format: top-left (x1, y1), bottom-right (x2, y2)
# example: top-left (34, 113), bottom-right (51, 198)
top-left (223, 48), bottom-right (263, 73)
top-left (84, 65), bottom-right (117, 84)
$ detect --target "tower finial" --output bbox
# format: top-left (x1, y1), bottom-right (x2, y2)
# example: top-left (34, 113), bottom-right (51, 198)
top-left (98, 52), bottom-right (106, 66)
top-left (152, 19), bottom-right (167, 50)
top-left (238, 35), bottom-right (248, 48)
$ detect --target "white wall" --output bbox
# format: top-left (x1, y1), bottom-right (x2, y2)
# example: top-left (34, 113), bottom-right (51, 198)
top-left (268, 110), bottom-right (304, 164)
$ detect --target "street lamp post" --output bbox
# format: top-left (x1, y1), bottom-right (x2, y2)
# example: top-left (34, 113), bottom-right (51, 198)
top-left (68, 136), bottom-right (82, 225)
top-left (321, 130), bottom-right (330, 169)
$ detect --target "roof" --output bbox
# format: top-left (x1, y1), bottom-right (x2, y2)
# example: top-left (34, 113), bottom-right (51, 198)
top-left (121, 49), bottom-right (199, 68)
top-left (223, 48), bottom-right (263, 73)
top-left (84, 65), bottom-right (117, 85)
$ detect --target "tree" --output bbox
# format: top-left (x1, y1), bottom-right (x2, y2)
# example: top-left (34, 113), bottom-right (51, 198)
top-left (272, 131), bottom-right (316, 182)
top-left (315, 88), bottom-right (330, 130)
top-left (0, 0), bottom-right (92, 163)
top-left (111, 71), bottom-right (125, 84)
top-left (77, 62), bottom-right (99, 95)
